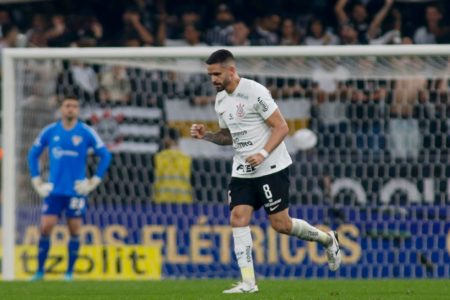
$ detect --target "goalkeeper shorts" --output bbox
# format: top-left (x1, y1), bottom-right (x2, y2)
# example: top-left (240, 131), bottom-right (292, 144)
top-left (42, 195), bottom-right (87, 218)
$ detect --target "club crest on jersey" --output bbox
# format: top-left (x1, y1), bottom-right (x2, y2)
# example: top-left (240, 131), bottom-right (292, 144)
top-left (72, 135), bottom-right (83, 146)
top-left (236, 103), bottom-right (245, 119)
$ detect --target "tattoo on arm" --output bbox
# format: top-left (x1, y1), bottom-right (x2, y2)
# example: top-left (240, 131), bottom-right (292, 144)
top-left (203, 128), bottom-right (233, 145)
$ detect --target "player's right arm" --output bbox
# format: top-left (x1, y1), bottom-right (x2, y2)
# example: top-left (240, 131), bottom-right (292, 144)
top-left (190, 124), bottom-right (232, 146)
top-left (28, 125), bottom-right (54, 197)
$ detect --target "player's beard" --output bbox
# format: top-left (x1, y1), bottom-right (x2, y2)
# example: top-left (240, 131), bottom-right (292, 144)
top-left (214, 83), bottom-right (225, 92)
top-left (64, 114), bottom-right (77, 123)
top-left (215, 77), bottom-right (230, 92)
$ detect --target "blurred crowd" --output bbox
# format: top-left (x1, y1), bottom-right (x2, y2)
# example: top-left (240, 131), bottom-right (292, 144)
top-left (0, 0), bottom-right (450, 49)
top-left (2, 0), bottom-right (448, 207)
top-left (2, 0), bottom-right (449, 164)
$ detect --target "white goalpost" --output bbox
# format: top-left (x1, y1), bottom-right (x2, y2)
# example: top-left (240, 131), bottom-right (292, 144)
top-left (2, 45), bottom-right (450, 280)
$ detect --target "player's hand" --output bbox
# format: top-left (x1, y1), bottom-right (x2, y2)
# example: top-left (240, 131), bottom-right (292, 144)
top-left (245, 153), bottom-right (265, 167)
top-left (190, 123), bottom-right (206, 139)
top-left (74, 176), bottom-right (102, 196)
top-left (31, 177), bottom-right (53, 198)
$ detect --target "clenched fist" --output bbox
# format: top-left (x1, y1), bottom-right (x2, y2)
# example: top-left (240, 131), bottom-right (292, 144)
top-left (190, 123), bottom-right (206, 139)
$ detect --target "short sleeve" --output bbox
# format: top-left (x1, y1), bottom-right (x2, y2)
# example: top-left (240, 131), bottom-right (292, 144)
top-left (33, 124), bottom-right (52, 147)
top-left (217, 112), bottom-right (228, 128)
top-left (83, 124), bottom-right (105, 149)
top-left (254, 88), bottom-right (278, 120)
top-left (215, 93), bottom-right (228, 129)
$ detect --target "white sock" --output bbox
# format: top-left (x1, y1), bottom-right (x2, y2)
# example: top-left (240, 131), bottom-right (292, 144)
top-left (232, 226), bottom-right (255, 284)
top-left (290, 218), bottom-right (331, 246)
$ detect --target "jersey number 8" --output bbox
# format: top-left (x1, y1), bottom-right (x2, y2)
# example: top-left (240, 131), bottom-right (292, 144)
top-left (262, 184), bottom-right (273, 200)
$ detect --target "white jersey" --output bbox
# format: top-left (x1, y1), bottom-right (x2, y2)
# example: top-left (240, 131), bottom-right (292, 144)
top-left (215, 78), bottom-right (292, 178)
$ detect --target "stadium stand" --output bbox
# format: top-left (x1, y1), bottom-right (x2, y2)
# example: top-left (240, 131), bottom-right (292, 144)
top-left (2, 0), bottom-right (450, 280)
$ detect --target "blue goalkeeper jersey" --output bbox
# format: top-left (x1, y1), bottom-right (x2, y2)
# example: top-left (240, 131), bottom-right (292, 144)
top-left (28, 120), bottom-right (111, 197)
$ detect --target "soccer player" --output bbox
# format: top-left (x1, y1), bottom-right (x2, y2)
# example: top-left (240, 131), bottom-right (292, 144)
top-left (28, 95), bottom-right (111, 280)
top-left (190, 49), bottom-right (341, 293)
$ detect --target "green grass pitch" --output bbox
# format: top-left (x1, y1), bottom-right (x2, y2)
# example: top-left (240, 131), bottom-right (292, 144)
top-left (0, 279), bottom-right (448, 300)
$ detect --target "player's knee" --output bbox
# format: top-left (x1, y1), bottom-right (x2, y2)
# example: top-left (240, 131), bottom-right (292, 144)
top-left (40, 224), bottom-right (54, 236)
top-left (230, 210), bottom-right (251, 227)
top-left (230, 216), bottom-right (250, 227)
top-left (68, 223), bottom-right (82, 236)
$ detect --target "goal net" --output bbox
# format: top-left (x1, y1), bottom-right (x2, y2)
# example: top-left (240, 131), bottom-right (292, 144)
top-left (2, 46), bottom-right (450, 280)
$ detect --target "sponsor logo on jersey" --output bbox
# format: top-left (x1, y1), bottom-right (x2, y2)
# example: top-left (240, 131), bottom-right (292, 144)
top-left (231, 130), bottom-right (247, 138)
top-left (72, 135), bottom-right (83, 146)
top-left (236, 93), bottom-right (248, 100)
top-left (234, 141), bottom-right (253, 149)
top-left (257, 97), bottom-right (269, 112)
top-left (53, 136), bottom-right (60, 142)
top-left (236, 103), bottom-right (246, 119)
top-left (236, 163), bottom-right (256, 174)
top-left (52, 147), bottom-right (79, 159)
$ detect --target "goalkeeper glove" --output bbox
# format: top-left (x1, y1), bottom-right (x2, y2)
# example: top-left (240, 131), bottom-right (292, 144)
top-left (74, 176), bottom-right (102, 196)
top-left (31, 177), bottom-right (53, 198)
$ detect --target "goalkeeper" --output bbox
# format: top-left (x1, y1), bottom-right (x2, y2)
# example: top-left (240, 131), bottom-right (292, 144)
top-left (28, 95), bottom-right (111, 280)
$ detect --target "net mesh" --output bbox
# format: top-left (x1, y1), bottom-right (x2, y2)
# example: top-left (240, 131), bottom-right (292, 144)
top-left (6, 50), bottom-right (450, 279)
top-left (88, 55), bottom-right (450, 79)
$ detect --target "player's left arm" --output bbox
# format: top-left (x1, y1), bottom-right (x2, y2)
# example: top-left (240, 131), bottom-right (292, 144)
top-left (75, 126), bottom-right (112, 195)
top-left (86, 125), bottom-right (112, 178)
top-left (246, 109), bottom-right (289, 167)
top-left (93, 146), bottom-right (112, 178)
top-left (262, 108), bottom-right (290, 153)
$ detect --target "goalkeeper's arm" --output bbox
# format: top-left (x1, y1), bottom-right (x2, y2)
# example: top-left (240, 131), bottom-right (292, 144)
top-left (94, 147), bottom-right (112, 179)
top-left (28, 142), bottom-right (53, 197)
top-left (75, 147), bottom-right (112, 196)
